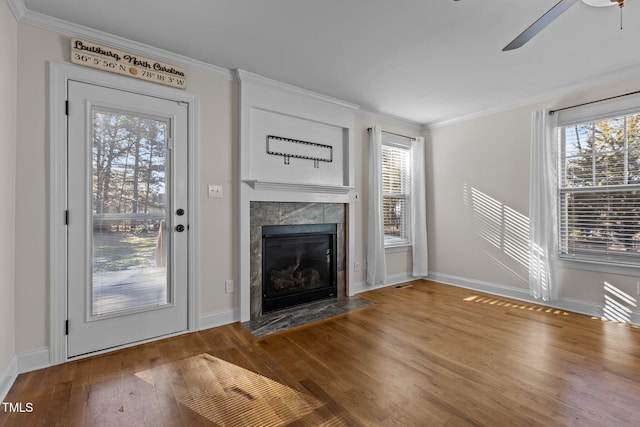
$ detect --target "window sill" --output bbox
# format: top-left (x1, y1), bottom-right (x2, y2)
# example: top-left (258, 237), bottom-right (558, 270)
top-left (385, 244), bottom-right (412, 253)
top-left (559, 258), bottom-right (640, 277)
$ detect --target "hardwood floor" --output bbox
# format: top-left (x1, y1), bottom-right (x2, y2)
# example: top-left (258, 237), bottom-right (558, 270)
top-left (2, 280), bottom-right (640, 426)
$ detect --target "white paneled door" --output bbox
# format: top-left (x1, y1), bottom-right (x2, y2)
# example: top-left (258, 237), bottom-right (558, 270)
top-left (67, 81), bottom-right (188, 357)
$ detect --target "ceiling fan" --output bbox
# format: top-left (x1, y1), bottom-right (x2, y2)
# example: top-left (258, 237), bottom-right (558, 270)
top-left (502, 0), bottom-right (624, 51)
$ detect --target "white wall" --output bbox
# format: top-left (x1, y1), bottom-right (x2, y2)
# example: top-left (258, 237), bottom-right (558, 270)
top-left (427, 105), bottom-right (532, 290)
top-left (427, 74), bottom-right (640, 320)
top-left (15, 23), bottom-right (50, 355)
top-left (188, 64), bottom-right (237, 320)
top-left (0, 0), bottom-right (17, 398)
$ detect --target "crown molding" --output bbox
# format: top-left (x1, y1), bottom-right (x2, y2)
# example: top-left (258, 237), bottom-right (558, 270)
top-left (235, 70), bottom-right (422, 127)
top-left (355, 108), bottom-right (423, 130)
top-left (427, 62), bottom-right (640, 129)
top-left (236, 69), bottom-right (359, 111)
top-left (5, 0), bottom-right (26, 20)
top-left (7, 0), bottom-right (234, 80)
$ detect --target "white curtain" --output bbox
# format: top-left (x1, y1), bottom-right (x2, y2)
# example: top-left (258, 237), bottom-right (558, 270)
top-left (411, 137), bottom-right (429, 276)
top-left (367, 125), bottom-right (387, 286)
top-left (529, 109), bottom-right (558, 301)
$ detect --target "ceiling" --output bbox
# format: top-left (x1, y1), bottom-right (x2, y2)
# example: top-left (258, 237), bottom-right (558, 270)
top-left (18, 0), bottom-right (640, 126)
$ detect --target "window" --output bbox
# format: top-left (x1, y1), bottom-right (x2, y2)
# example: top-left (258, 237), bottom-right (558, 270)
top-left (382, 142), bottom-right (411, 247)
top-left (559, 112), bottom-right (640, 266)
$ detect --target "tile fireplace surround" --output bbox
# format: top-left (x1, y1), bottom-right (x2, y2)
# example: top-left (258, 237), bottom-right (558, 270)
top-left (250, 202), bottom-right (347, 320)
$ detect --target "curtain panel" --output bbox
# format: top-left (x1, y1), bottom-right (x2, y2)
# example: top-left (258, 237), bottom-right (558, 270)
top-left (411, 137), bottom-right (429, 277)
top-left (529, 109), bottom-right (559, 301)
top-left (367, 125), bottom-right (387, 286)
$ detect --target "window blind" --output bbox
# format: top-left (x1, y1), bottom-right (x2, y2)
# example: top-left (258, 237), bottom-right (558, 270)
top-left (382, 143), bottom-right (411, 245)
top-left (559, 113), bottom-right (640, 266)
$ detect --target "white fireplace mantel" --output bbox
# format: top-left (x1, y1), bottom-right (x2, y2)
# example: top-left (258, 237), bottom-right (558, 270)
top-left (243, 180), bottom-right (353, 195)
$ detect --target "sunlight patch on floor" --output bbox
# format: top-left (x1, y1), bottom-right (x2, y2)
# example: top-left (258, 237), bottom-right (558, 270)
top-left (135, 353), bottom-right (324, 426)
top-left (463, 295), bottom-right (569, 316)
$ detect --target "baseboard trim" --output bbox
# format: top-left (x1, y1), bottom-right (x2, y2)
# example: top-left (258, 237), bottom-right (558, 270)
top-left (17, 348), bottom-right (50, 374)
top-left (4, 309), bottom-right (241, 386)
top-left (0, 347), bottom-right (54, 401)
top-left (428, 272), bottom-right (533, 301)
top-left (0, 356), bottom-right (17, 402)
top-left (350, 273), bottom-right (423, 295)
top-left (350, 280), bottom-right (381, 295)
top-left (199, 308), bottom-right (240, 331)
top-left (428, 271), bottom-right (640, 326)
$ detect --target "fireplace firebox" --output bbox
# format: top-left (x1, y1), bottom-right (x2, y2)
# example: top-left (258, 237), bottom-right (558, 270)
top-left (262, 223), bottom-right (337, 313)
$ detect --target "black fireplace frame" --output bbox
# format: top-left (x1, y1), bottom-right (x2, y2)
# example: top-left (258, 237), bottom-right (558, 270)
top-left (261, 223), bottom-right (338, 313)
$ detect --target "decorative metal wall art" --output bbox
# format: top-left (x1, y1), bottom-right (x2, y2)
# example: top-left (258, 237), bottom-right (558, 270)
top-left (266, 135), bottom-right (333, 168)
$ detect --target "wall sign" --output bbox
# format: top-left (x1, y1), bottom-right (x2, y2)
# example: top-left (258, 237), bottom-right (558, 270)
top-left (266, 135), bottom-right (333, 168)
top-left (70, 38), bottom-right (187, 89)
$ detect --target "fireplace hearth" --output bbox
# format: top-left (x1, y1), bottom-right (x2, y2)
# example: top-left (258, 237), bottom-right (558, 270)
top-left (262, 224), bottom-right (337, 313)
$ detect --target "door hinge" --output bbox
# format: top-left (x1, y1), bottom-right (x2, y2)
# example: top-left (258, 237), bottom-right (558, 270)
top-left (65, 210), bottom-right (69, 225)
top-left (65, 320), bottom-right (69, 335)
top-left (65, 100), bottom-right (69, 116)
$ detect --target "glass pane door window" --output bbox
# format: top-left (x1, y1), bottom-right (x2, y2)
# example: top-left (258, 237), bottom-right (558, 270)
top-left (91, 108), bottom-right (171, 316)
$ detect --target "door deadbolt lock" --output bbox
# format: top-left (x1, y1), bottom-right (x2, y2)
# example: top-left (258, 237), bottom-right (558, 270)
top-left (175, 224), bottom-right (185, 232)
top-left (176, 208), bottom-right (185, 216)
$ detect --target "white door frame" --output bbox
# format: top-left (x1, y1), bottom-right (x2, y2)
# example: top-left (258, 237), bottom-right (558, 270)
top-left (49, 61), bottom-right (199, 364)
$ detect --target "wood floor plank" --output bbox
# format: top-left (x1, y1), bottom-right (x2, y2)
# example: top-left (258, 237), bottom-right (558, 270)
top-left (2, 279), bottom-right (640, 426)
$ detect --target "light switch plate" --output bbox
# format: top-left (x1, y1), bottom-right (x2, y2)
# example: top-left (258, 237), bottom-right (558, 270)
top-left (208, 184), bottom-right (223, 198)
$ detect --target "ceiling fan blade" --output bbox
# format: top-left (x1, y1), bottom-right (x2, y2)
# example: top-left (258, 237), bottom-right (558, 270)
top-left (503, 0), bottom-right (579, 51)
